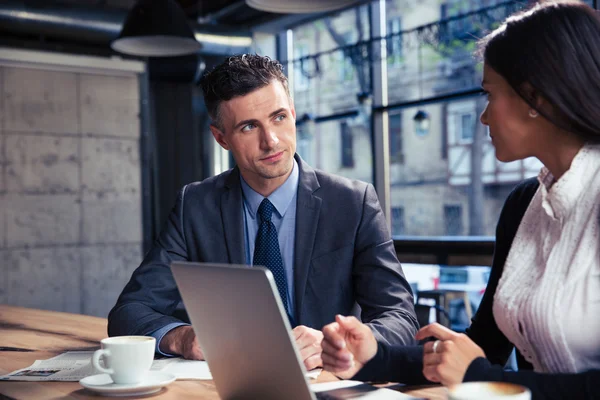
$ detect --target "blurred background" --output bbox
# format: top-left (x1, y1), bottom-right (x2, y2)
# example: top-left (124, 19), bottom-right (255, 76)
top-left (2, 0), bottom-right (593, 330)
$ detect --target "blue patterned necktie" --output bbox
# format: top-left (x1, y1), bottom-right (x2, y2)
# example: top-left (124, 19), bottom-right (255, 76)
top-left (253, 198), bottom-right (290, 315)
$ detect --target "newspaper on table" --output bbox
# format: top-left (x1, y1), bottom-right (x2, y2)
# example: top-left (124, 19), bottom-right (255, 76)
top-left (0, 351), bottom-right (322, 382)
top-left (0, 351), bottom-right (212, 382)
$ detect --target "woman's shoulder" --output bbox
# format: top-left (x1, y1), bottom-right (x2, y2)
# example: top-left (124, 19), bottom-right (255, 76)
top-left (496, 177), bottom-right (540, 236)
top-left (505, 177), bottom-right (540, 207)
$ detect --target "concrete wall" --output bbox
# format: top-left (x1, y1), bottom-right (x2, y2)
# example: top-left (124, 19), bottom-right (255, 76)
top-left (0, 60), bottom-right (143, 318)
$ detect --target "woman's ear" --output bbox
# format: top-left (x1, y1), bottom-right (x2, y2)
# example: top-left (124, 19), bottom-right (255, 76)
top-left (522, 82), bottom-right (544, 109)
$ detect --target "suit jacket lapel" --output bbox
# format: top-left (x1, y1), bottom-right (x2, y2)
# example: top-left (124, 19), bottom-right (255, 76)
top-left (293, 155), bottom-right (321, 323)
top-left (221, 168), bottom-right (246, 265)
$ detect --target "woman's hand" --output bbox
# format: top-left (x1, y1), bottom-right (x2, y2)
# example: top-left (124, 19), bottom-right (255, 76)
top-left (415, 323), bottom-right (485, 386)
top-left (321, 315), bottom-right (378, 379)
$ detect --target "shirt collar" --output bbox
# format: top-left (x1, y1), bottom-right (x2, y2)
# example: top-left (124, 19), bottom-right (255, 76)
top-left (240, 158), bottom-right (299, 219)
top-left (538, 144), bottom-right (597, 221)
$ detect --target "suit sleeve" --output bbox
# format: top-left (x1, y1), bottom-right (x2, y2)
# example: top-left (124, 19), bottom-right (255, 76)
top-left (108, 186), bottom-right (190, 337)
top-left (464, 358), bottom-right (600, 400)
top-left (463, 193), bottom-right (515, 365)
top-left (353, 183), bottom-right (420, 346)
top-left (353, 342), bottom-right (430, 384)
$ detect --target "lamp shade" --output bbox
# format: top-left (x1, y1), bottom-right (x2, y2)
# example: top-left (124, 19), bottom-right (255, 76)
top-left (111, 0), bottom-right (201, 57)
top-left (413, 109), bottom-right (430, 136)
top-left (413, 109), bottom-right (429, 122)
top-left (246, 0), bottom-right (361, 14)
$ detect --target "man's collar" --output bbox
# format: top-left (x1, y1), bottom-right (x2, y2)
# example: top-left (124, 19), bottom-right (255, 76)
top-left (240, 158), bottom-right (299, 219)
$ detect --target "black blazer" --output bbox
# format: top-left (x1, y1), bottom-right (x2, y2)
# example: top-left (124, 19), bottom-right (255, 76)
top-left (108, 155), bottom-right (419, 346)
top-left (356, 178), bottom-right (600, 399)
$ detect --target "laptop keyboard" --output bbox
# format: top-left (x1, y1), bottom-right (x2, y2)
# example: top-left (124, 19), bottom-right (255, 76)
top-left (315, 392), bottom-right (338, 400)
top-left (313, 384), bottom-right (423, 399)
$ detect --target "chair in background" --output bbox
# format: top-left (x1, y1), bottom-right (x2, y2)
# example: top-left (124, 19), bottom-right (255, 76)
top-left (415, 289), bottom-right (472, 330)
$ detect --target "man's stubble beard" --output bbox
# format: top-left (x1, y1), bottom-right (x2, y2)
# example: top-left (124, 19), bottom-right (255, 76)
top-left (256, 154), bottom-right (293, 180)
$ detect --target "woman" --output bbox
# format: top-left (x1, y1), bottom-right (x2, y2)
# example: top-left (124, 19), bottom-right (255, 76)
top-left (321, 1), bottom-right (600, 399)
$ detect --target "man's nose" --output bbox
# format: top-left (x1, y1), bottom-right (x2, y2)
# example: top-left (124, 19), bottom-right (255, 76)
top-left (262, 128), bottom-right (280, 148)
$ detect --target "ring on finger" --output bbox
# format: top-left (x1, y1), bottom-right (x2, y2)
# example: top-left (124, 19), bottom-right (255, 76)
top-left (432, 340), bottom-right (441, 354)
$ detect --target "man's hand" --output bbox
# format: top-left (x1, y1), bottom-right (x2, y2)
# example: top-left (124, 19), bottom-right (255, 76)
top-left (293, 325), bottom-right (324, 370)
top-left (159, 325), bottom-right (205, 360)
top-left (415, 323), bottom-right (485, 386)
top-left (321, 315), bottom-right (377, 379)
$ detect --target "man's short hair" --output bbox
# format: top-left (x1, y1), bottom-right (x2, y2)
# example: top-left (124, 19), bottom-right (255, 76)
top-left (200, 54), bottom-right (290, 129)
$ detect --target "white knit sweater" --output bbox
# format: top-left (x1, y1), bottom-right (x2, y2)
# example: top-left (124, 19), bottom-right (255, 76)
top-left (493, 144), bottom-right (600, 373)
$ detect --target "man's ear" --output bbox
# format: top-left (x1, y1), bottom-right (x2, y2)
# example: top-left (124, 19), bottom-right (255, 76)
top-left (210, 124), bottom-right (229, 150)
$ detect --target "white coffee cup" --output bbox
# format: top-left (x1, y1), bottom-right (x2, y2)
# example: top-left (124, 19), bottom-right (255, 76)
top-left (92, 336), bottom-right (155, 384)
top-left (448, 382), bottom-right (531, 400)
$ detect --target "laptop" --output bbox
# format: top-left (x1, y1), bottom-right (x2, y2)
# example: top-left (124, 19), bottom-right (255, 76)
top-left (171, 262), bottom-right (417, 400)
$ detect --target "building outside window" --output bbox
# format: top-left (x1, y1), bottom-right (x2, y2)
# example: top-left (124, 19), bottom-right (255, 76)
top-left (290, 4), bottom-right (372, 183)
top-left (444, 204), bottom-right (463, 236)
top-left (294, 42), bottom-right (310, 92)
top-left (387, 18), bottom-right (403, 67)
top-left (389, 112), bottom-right (404, 164)
top-left (289, 0), bottom-right (535, 238)
top-left (338, 32), bottom-right (355, 83)
top-left (340, 121), bottom-right (354, 168)
top-left (391, 206), bottom-right (406, 236)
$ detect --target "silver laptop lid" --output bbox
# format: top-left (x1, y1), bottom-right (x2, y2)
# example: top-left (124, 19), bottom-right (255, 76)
top-left (171, 261), bottom-right (315, 400)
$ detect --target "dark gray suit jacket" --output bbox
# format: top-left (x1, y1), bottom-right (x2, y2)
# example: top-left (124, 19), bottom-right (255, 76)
top-left (108, 155), bottom-right (418, 345)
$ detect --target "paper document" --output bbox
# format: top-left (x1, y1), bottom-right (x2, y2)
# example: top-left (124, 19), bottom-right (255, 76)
top-left (0, 351), bottom-right (321, 382)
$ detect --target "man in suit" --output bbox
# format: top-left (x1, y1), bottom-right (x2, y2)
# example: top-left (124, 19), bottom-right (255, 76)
top-left (108, 54), bottom-right (418, 370)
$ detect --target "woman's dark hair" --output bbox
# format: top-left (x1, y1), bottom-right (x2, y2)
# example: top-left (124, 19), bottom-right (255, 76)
top-left (479, 0), bottom-right (600, 142)
top-left (200, 54), bottom-right (289, 129)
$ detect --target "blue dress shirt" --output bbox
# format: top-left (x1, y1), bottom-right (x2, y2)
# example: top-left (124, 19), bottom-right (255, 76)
top-left (151, 159), bottom-right (299, 356)
top-left (240, 159), bottom-right (298, 318)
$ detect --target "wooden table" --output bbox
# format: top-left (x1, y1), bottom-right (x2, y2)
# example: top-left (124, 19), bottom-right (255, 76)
top-left (0, 305), bottom-right (447, 399)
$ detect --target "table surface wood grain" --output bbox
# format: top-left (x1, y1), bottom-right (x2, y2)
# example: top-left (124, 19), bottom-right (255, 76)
top-left (0, 305), bottom-right (447, 399)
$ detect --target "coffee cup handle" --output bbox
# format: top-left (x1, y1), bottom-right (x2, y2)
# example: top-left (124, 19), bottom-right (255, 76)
top-left (92, 349), bottom-right (114, 375)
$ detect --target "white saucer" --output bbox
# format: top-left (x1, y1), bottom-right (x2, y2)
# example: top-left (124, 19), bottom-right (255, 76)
top-left (79, 371), bottom-right (176, 397)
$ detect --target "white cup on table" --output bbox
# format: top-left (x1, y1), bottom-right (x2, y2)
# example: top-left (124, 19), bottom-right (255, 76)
top-left (92, 336), bottom-right (155, 384)
top-left (448, 382), bottom-right (531, 400)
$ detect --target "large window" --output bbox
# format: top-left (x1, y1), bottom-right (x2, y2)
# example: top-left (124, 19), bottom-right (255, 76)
top-left (383, 0), bottom-right (539, 238)
top-left (291, 4), bottom-right (372, 182)
top-left (287, 0), bottom-right (547, 237)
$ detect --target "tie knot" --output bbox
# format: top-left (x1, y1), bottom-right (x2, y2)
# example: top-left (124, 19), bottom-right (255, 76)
top-left (258, 198), bottom-right (275, 222)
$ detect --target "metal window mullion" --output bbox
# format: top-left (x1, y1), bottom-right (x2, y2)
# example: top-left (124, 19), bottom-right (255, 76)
top-left (370, 0), bottom-right (391, 230)
top-left (277, 29), bottom-right (294, 93)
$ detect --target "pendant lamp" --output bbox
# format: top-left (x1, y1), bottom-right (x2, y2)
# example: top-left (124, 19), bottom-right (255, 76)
top-left (245, 0), bottom-right (361, 14)
top-left (111, 0), bottom-right (201, 57)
